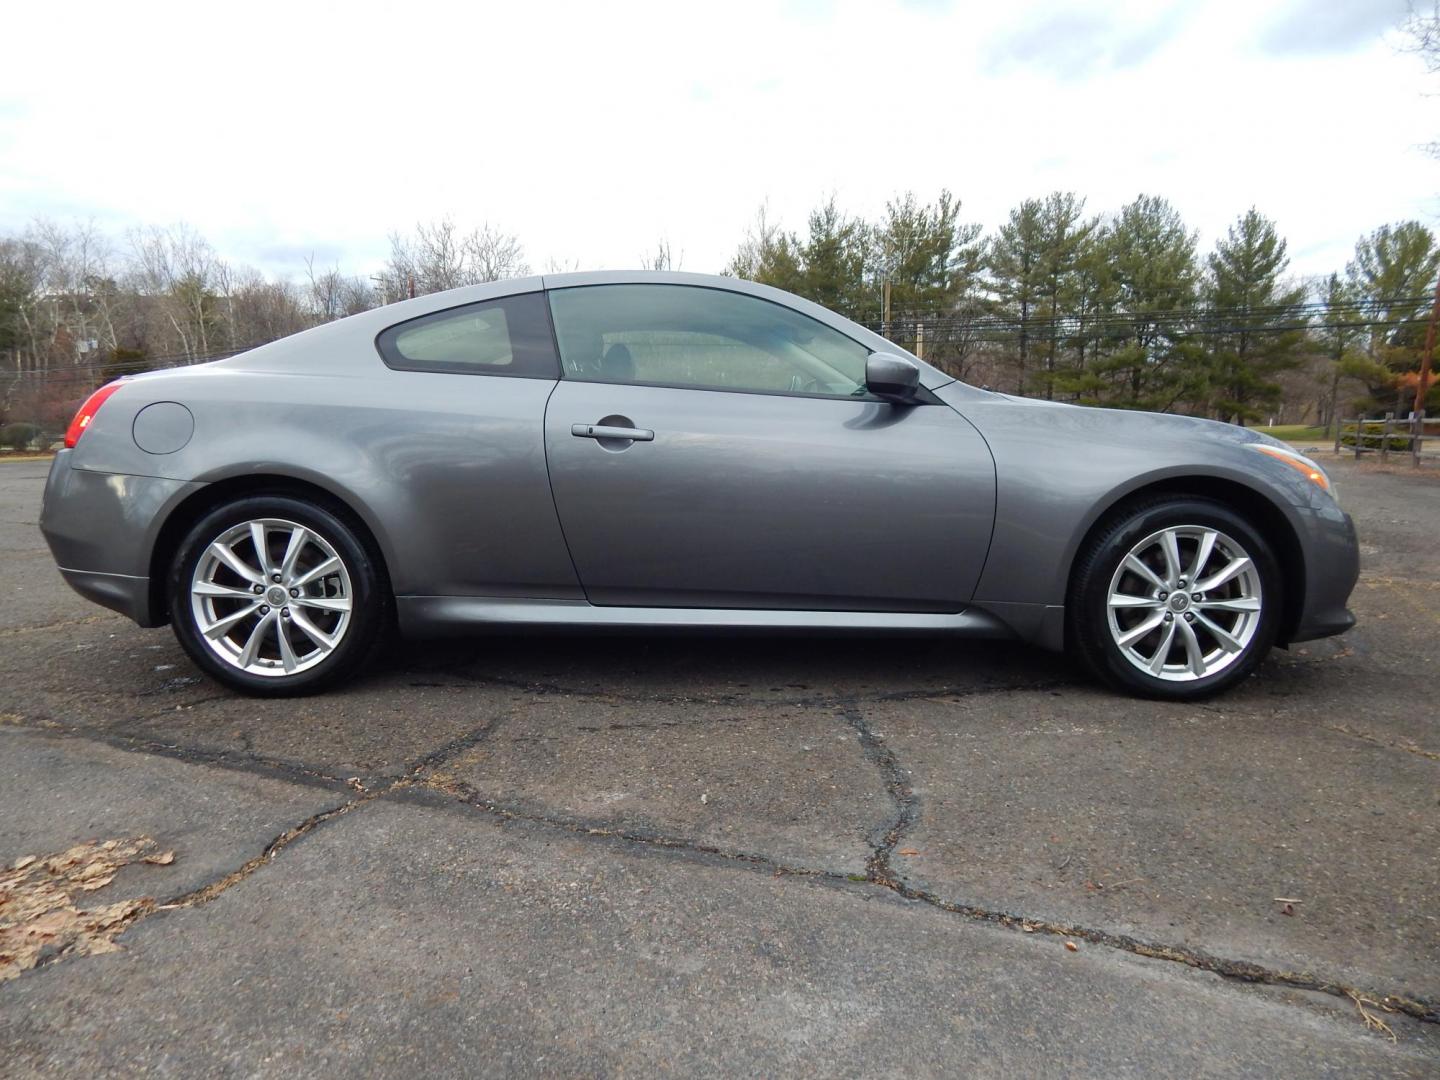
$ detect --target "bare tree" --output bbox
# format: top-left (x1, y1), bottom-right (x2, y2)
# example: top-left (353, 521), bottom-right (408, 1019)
top-left (304, 254), bottom-right (376, 321)
top-left (639, 237), bottom-right (682, 271)
top-left (379, 218), bottom-right (529, 301)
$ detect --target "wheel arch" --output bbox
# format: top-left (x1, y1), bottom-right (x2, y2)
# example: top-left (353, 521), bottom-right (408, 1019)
top-left (147, 471), bottom-right (396, 626)
top-left (1064, 474), bottom-right (1305, 647)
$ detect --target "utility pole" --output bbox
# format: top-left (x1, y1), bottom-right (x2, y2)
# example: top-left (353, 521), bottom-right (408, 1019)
top-left (1414, 272), bottom-right (1440, 421)
top-left (882, 280), bottom-right (892, 342)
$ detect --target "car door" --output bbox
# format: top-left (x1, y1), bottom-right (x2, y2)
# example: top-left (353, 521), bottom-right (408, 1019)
top-left (542, 283), bottom-right (996, 612)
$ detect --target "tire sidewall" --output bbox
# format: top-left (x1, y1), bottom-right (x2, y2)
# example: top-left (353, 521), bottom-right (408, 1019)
top-left (168, 495), bottom-right (383, 696)
top-left (1074, 499), bottom-right (1281, 700)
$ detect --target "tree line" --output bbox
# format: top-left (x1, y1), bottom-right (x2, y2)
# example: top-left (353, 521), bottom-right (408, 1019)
top-left (1, 196), bottom-right (1436, 439)
top-left (726, 192), bottom-right (1438, 426)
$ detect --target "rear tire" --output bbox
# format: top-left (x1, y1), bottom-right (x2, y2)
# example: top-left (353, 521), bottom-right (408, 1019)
top-left (168, 495), bottom-right (389, 696)
top-left (1067, 497), bottom-right (1280, 700)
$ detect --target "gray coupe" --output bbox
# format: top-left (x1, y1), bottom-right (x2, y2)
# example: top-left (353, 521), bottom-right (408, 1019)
top-left (40, 271), bottom-right (1358, 698)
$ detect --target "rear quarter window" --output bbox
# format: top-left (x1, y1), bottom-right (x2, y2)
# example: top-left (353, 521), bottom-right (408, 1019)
top-left (376, 291), bottom-right (559, 378)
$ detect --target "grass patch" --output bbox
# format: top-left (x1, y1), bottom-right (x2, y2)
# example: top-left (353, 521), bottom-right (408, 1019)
top-left (1261, 424), bottom-right (1328, 442)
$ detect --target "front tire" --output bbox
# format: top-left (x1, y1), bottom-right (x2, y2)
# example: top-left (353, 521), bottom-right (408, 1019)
top-left (168, 496), bottom-right (388, 696)
top-left (1068, 497), bottom-right (1281, 700)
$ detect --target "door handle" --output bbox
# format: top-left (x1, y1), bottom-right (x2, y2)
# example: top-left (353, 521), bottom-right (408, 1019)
top-left (571, 423), bottom-right (654, 442)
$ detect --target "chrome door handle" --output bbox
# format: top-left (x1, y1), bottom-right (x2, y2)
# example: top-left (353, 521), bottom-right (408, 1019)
top-left (571, 423), bottom-right (654, 441)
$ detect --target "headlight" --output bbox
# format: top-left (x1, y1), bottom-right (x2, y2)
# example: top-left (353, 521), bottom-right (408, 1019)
top-left (1249, 443), bottom-right (1335, 499)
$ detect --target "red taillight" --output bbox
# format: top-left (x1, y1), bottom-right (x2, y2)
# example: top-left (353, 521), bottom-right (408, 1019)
top-left (64, 382), bottom-right (126, 449)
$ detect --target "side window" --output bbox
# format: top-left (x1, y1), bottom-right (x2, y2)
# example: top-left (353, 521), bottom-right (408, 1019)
top-left (376, 291), bottom-right (558, 378)
top-left (546, 284), bottom-right (871, 398)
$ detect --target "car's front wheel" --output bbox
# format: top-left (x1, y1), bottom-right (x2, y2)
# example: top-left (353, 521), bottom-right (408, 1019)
top-left (1068, 497), bottom-right (1281, 699)
top-left (168, 496), bottom-right (388, 696)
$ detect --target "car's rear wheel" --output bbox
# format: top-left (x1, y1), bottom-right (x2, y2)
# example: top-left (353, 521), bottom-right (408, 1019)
top-left (1068, 497), bottom-right (1281, 699)
top-left (168, 496), bottom-right (388, 696)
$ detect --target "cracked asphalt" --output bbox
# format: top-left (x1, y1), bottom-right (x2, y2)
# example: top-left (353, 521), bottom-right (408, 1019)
top-left (1, 453), bottom-right (1437, 1077)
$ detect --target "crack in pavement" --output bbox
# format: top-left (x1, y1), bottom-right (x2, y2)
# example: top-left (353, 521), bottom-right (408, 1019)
top-left (161, 785), bottom-right (396, 909)
top-left (837, 697), bottom-right (919, 888)
top-left (0, 714), bottom-right (366, 793)
top-left (394, 774), bottom-right (1439, 1028)
top-left (1324, 723), bottom-right (1440, 762)
top-left (7, 713), bottom-right (1437, 1033)
top-left (7, 684), bottom-right (1436, 1033)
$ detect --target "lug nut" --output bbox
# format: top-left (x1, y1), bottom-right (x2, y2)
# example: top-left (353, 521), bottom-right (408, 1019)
top-left (252, 584), bottom-right (263, 594)
top-left (1177, 578), bottom-right (1187, 588)
top-left (1158, 591), bottom-right (1169, 601)
top-left (289, 587), bottom-right (299, 598)
top-left (281, 607), bottom-right (290, 618)
top-left (1164, 613), bottom-right (1174, 622)
top-left (1192, 593), bottom-right (1202, 602)
top-left (271, 573), bottom-right (282, 583)
top-left (1184, 612), bottom-right (1195, 622)
top-left (259, 605), bottom-right (270, 615)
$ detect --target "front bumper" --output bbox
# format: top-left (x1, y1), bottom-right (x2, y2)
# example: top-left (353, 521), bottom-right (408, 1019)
top-left (39, 451), bottom-right (203, 627)
top-left (1286, 506), bottom-right (1360, 644)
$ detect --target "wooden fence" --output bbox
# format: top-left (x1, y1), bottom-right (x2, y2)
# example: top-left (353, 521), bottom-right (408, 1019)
top-left (1334, 415), bottom-right (1433, 466)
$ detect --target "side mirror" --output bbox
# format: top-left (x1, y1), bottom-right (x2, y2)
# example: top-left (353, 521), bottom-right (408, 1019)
top-left (866, 352), bottom-right (921, 404)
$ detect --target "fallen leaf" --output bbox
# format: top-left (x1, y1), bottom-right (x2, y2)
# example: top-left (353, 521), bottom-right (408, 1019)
top-left (898, 848), bottom-right (920, 857)
top-left (143, 851), bottom-right (175, 866)
top-left (1065, 941), bottom-right (1078, 952)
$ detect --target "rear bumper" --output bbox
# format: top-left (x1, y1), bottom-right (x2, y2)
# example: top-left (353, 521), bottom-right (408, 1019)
top-left (40, 450), bottom-right (203, 627)
top-left (57, 567), bottom-right (154, 624)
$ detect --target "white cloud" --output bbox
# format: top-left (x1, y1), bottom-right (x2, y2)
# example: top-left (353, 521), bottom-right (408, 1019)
top-left (0, 0), bottom-right (1431, 281)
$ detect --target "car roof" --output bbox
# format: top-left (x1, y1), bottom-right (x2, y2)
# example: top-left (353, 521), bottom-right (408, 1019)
top-left (217, 270), bottom-right (954, 390)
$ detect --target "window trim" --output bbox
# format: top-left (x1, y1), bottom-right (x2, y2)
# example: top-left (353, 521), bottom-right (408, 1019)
top-left (374, 291), bottom-right (561, 379)
top-left (544, 282), bottom-right (893, 403)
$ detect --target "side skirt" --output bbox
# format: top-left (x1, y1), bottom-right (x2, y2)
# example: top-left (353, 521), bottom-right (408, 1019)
top-left (396, 596), bottom-right (1019, 639)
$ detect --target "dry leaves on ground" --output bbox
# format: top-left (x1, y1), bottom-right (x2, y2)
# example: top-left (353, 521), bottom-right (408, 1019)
top-left (0, 836), bottom-right (175, 982)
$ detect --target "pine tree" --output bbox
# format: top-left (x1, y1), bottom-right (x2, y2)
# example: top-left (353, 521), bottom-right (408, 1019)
top-left (987, 198), bottom-right (1046, 395)
top-left (1346, 221), bottom-right (1440, 412)
top-left (1068, 195), bottom-right (1202, 411)
top-left (1204, 209), bottom-right (1306, 425)
top-left (1035, 193), bottom-right (1098, 399)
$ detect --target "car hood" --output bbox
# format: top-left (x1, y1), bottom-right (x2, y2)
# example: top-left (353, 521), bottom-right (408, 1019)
top-left (975, 392), bottom-right (1288, 450)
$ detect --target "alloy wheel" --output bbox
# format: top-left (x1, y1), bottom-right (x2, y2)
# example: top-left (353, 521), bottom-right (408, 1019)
top-left (189, 517), bottom-right (353, 677)
top-left (1105, 525), bottom-right (1263, 683)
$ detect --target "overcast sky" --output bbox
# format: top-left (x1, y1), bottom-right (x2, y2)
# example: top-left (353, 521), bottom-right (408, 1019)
top-left (0, 0), bottom-right (1432, 283)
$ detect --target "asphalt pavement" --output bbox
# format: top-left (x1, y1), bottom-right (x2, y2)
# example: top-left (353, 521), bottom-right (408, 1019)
top-left (1, 454), bottom-right (1437, 1076)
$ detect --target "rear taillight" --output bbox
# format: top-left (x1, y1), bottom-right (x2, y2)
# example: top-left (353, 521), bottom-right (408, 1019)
top-left (64, 381), bottom-right (126, 448)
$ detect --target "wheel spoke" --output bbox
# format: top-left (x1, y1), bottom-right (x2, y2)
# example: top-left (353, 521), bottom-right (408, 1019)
top-left (201, 601), bottom-right (261, 639)
top-left (1159, 529), bottom-right (1183, 586)
top-left (1177, 619), bottom-right (1207, 677)
top-left (249, 522), bottom-right (273, 578)
top-left (1197, 596), bottom-right (1261, 613)
top-left (1147, 620), bottom-right (1178, 674)
top-left (1189, 529), bottom-right (1218, 581)
top-left (193, 581), bottom-right (257, 600)
top-left (279, 526), bottom-right (310, 584)
top-left (291, 556), bottom-right (342, 588)
top-left (1116, 611), bottom-right (1165, 648)
top-left (1123, 554), bottom-right (1166, 591)
top-left (1109, 593), bottom-right (1163, 609)
top-left (237, 610), bottom-right (276, 666)
top-left (290, 608), bottom-right (339, 652)
top-left (276, 619), bottom-right (299, 674)
top-left (210, 541), bottom-right (263, 585)
top-left (294, 594), bottom-right (351, 613)
top-left (1198, 556), bottom-right (1251, 593)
